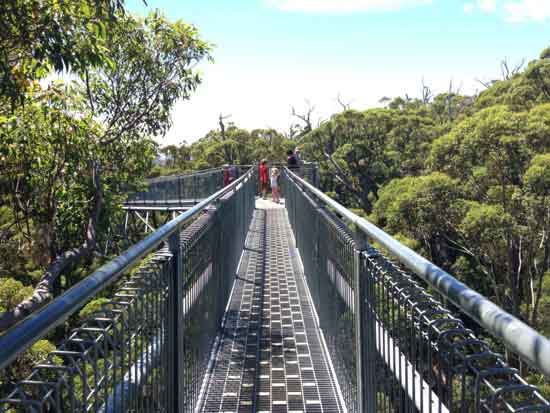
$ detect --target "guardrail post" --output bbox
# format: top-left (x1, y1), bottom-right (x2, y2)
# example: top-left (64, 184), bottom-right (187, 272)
top-left (168, 231), bottom-right (185, 413)
top-left (353, 233), bottom-right (376, 413)
top-left (313, 164), bottom-right (320, 188)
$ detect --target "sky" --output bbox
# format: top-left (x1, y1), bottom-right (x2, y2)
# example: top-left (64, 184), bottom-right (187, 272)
top-left (126, 0), bottom-right (550, 146)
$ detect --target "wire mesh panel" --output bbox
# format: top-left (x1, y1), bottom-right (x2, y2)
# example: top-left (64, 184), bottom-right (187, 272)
top-left (0, 250), bottom-right (174, 413)
top-left (128, 168), bottom-right (225, 204)
top-left (0, 169), bottom-right (257, 413)
top-left (283, 169), bottom-right (550, 413)
top-left (284, 172), bottom-right (358, 411)
top-left (359, 249), bottom-right (550, 412)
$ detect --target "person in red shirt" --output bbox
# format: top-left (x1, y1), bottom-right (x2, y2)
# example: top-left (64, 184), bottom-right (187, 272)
top-left (259, 159), bottom-right (269, 199)
top-left (223, 164), bottom-right (231, 187)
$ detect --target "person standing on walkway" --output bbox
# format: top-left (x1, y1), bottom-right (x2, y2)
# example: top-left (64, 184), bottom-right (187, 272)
top-left (270, 167), bottom-right (280, 203)
top-left (223, 164), bottom-right (231, 187)
top-left (259, 159), bottom-right (269, 199)
top-left (287, 149), bottom-right (299, 174)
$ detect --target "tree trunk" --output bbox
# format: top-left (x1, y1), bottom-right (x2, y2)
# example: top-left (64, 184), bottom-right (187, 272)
top-left (0, 163), bottom-right (103, 332)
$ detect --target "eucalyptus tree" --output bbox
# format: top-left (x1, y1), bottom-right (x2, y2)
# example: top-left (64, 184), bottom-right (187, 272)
top-left (0, 0), bottom-right (126, 108)
top-left (371, 102), bottom-right (550, 328)
top-left (302, 107), bottom-right (439, 211)
top-left (0, 11), bottom-right (211, 330)
top-left (426, 103), bottom-right (550, 323)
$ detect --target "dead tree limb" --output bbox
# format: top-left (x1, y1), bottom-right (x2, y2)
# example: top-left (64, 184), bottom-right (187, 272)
top-left (291, 101), bottom-right (315, 136)
top-left (336, 93), bottom-right (352, 111)
top-left (218, 113), bottom-right (233, 163)
top-left (0, 163), bottom-right (104, 332)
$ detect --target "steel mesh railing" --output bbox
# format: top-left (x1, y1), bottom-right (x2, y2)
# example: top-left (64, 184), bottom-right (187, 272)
top-left (127, 168), bottom-right (225, 205)
top-left (285, 173), bottom-right (359, 409)
top-left (283, 168), bottom-right (550, 413)
top-left (125, 163), bottom-right (317, 207)
top-left (0, 168), bottom-right (256, 412)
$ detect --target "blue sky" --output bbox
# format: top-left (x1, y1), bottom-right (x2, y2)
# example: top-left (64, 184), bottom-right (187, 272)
top-left (126, 0), bottom-right (550, 145)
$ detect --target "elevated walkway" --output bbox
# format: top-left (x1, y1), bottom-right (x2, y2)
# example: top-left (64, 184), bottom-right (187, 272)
top-left (2, 166), bottom-right (550, 413)
top-left (202, 200), bottom-right (343, 412)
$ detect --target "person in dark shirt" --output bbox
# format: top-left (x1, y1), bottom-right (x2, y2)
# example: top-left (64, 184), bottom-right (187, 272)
top-left (287, 149), bottom-right (299, 172)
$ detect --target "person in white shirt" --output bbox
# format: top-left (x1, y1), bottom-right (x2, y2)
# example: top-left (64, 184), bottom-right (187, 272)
top-left (270, 167), bottom-right (280, 203)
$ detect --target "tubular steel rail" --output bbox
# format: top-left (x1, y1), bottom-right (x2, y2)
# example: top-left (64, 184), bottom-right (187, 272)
top-left (124, 163), bottom-right (318, 207)
top-left (126, 167), bottom-right (226, 206)
top-left (0, 168), bottom-right (257, 412)
top-left (283, 168), bottom-right (550, 413)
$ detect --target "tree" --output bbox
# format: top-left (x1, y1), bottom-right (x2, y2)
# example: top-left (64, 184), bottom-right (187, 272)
top-left (371, 173), bottom-right (464, 269)
top-left (84, 11), bottom-right (211, 144)
top-left (422, 103), bottom-right (547, 320)
top-left (297, 46), bottom-right (550, 340)
top-left (301, 107), bottom-right (439, 211)
top-left (291, 101), bottom-right (315, 140)
top-left (0, 11), bottom-right (211, 331)
top-left (475, 49), bottom-right (550, 111)
top-left (0, 0), bottom-right (125, 108)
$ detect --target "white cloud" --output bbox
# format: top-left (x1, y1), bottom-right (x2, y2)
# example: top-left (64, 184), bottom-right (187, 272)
top-left (265, 0), bottom-right (432, 13)
top-left (504, 0), bottom-right (550, 22)
top-left (463, 3), bottom-right (475, 13)
top-left (478, 0), bottom-right (497, 12)
top-left (462, 0), bottom-right (550, 22)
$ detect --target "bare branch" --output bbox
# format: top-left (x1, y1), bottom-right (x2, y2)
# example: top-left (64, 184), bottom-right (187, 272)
top-left (290, 101), bottom-right (315, 138)
top-left (85, 69), bottom-right (95, 115)
top-left (218, 113), bottom-right (231, 138)
top-left (421, 78), bottom-right (433, 104)
top-left (475, 78), bottom-right (494, 89)
top-left (336, 93), bottom-right (352, 111)
top-left (218, 113), bottom-right (232, 162)
top-left (500, 57), bottom-right (525, 80)
top-left (0, 163), bottom-right (104, 332)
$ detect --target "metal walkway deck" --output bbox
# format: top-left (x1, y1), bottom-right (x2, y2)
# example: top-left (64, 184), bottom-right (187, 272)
top-left (201, 201), bottom-right (344, 413)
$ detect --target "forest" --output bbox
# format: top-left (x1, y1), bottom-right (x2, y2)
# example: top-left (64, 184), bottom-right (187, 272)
top-left (0, 0), bottom-right (549, 393)
top-left (0, 0), bottom-right (211, 381)
top-left (158, 48), bottom-right (550, 340)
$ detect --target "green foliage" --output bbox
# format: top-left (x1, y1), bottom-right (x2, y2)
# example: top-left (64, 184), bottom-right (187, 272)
top-left (524, 154), bottom-right (550, 196)
top-left (0, 339), bottom-right (60, 387)
top-left (78, 297), bottom-right (110, 321)
top-left (474, 51), bottom-right (550, 111)
top-left (371, 173), bottom-right (462, 264)
top-left (300, 106), bottom-right (441, 211)
top-left (86, 11), bottom-right (211, 141)
top-left (154, 126), bottom-right (296, 173)
top-left (0, 278), bottom-right (33, 312)
top-left (0, 0), bottom-right (210, 379)
top-left (0, 0), bottom-right (125, 105)
top-left (303, 46), bottom-right (550, 337)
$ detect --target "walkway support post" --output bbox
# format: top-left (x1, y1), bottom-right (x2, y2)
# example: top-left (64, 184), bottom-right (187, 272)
top-left (169, 231), bottom-right (185, 413)
top-left (353, 234), bottom-right (376, 413)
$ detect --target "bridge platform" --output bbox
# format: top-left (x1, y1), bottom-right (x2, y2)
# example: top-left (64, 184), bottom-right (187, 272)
top-left (201, 199), bottom-right (344, 413)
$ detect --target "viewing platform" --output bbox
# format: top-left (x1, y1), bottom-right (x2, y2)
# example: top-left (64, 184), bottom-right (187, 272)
top-left (1, 166), bottom-right (549, 413)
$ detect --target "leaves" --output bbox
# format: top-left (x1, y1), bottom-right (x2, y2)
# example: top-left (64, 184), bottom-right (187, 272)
top-left (0, 4), bottom-right (209, 336)
top-left (297, 46), bottom-right (550, 334)
top-left (0, 278), bottom-right (33, 312)
top-left (0, 0), bottom-right (125, 105)
top-left (524, 154), bottom-right (550, 197)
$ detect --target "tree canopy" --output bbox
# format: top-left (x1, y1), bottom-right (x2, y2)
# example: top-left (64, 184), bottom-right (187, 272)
top-left (0, 5), bottom-right (211, 337)
top-left (0, 1), bottom-right (548, 392)
top-left (296, 49), bottom-right (550, 346)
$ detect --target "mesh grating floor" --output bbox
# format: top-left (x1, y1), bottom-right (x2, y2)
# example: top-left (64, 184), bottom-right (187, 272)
top-left (201, 203), bottom-right (344, 413)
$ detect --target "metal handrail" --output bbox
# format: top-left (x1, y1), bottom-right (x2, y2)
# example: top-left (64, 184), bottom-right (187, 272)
top-left (145, 166), bottom-right (224, 184)
top-left (285, 167), bottom-right (550, 378)
top-left (0, 167), bottom-right (255, 370)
